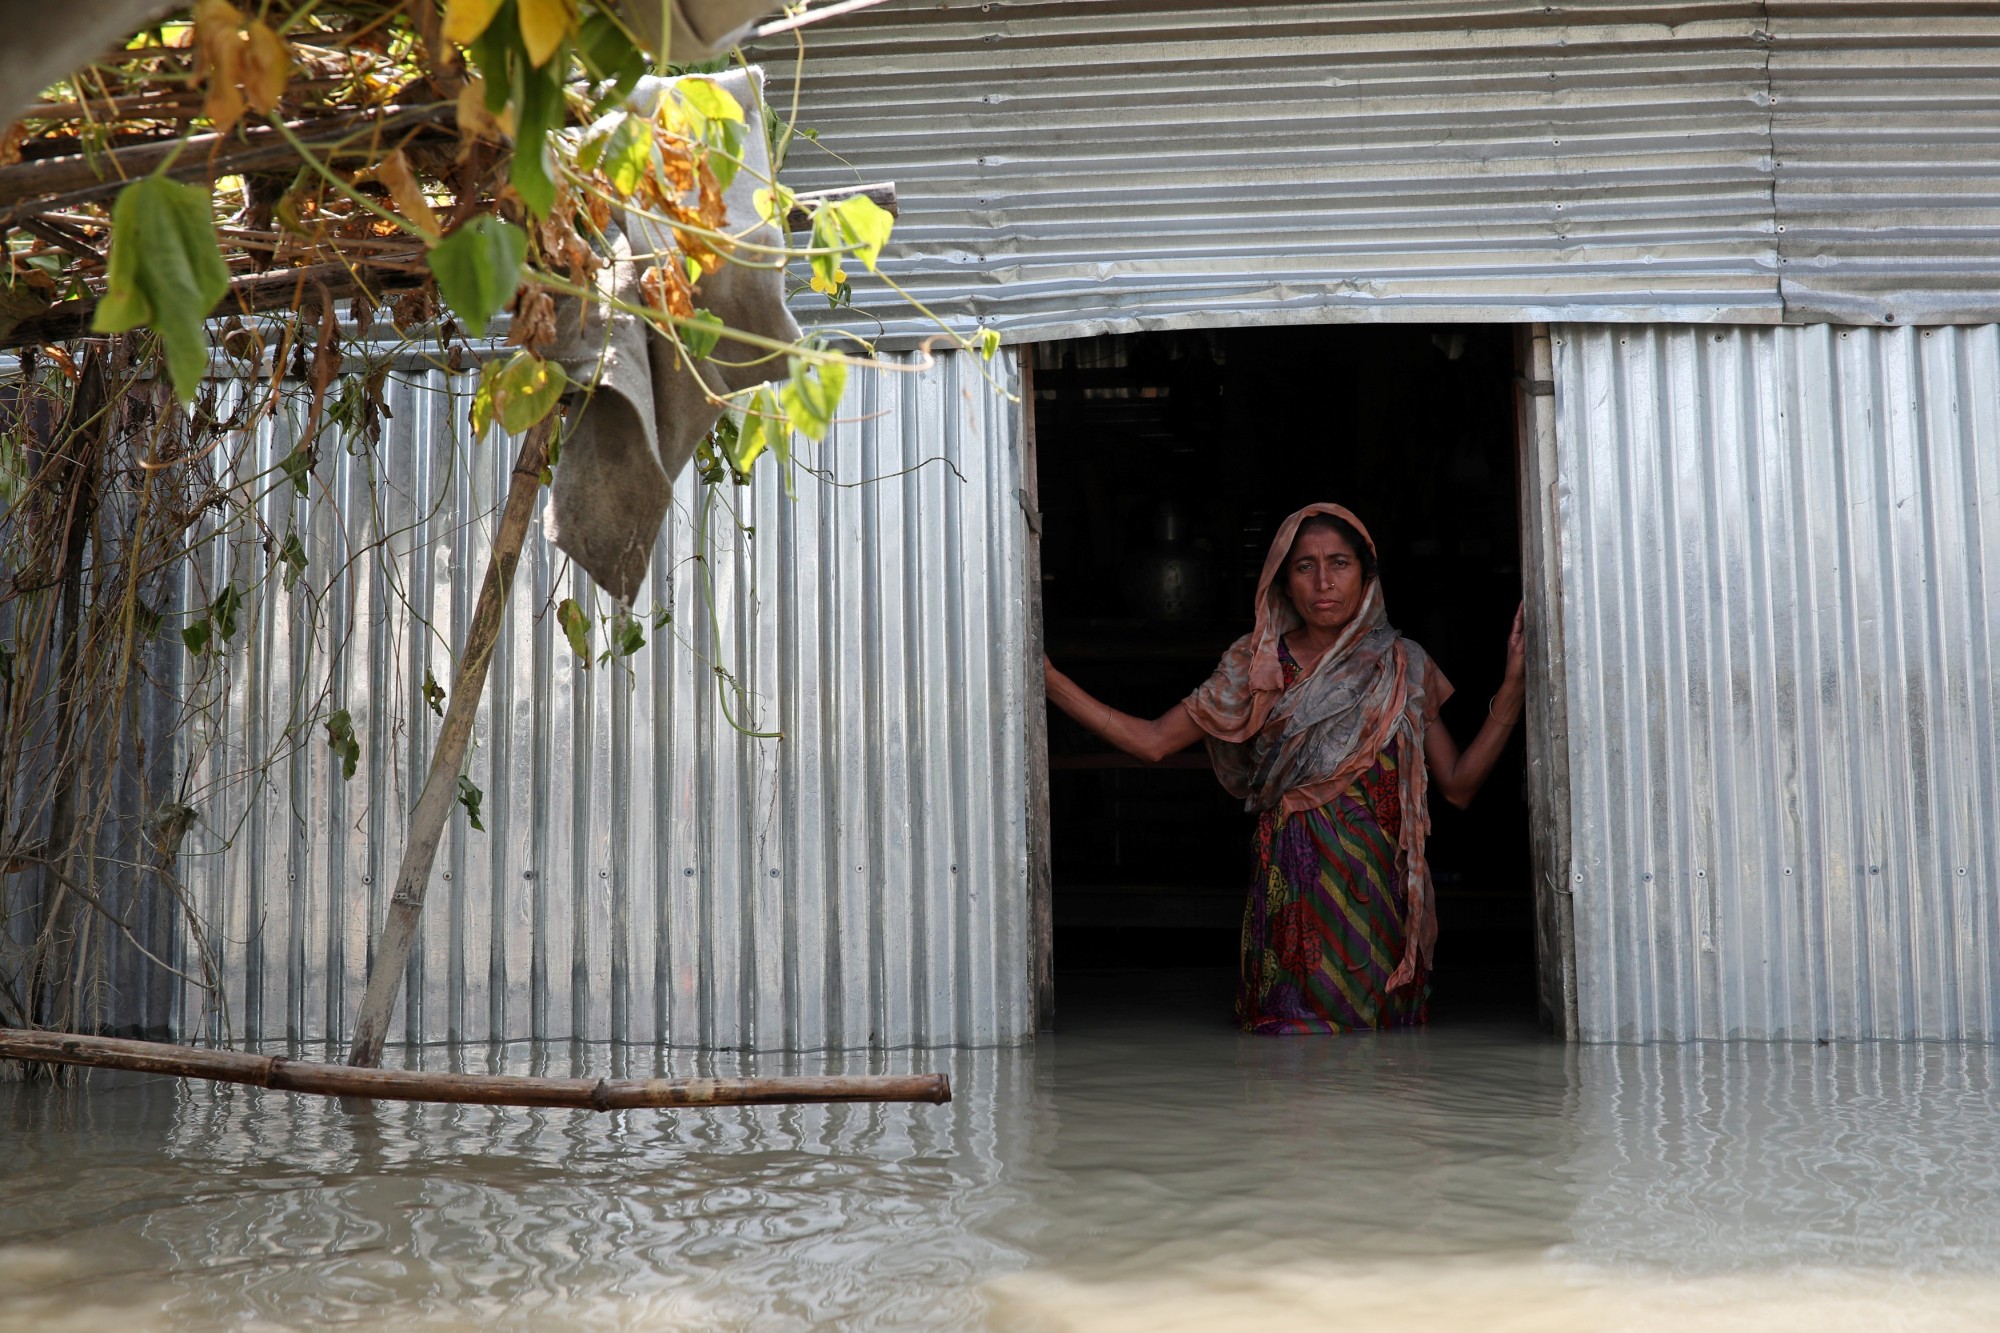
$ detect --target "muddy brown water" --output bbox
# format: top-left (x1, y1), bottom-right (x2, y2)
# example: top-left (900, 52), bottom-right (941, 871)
top-left (3, 971), bottom-right (1997, 1330)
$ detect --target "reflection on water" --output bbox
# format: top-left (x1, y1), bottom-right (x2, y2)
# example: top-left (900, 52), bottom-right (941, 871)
top-left (3, 971), bottom-right (1996, 1331)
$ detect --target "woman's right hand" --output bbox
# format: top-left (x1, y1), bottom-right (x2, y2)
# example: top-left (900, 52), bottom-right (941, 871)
top-left (1504, 602), bottom-right (1526, 682)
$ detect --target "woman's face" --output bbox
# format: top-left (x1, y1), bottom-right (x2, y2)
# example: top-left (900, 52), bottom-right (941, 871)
top-left (1285, 526), bottom-right (1368, 634)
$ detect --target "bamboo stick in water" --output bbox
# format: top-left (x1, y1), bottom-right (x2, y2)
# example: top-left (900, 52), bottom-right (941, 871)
top-left (0, 1029), bottom-right (951, 1109)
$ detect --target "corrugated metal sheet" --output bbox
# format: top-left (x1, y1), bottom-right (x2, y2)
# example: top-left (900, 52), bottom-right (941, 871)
top-left (174, 350), bottom-right (1032, 1050)
top-left (1552, 322), bottom-right (2000, 1040)
top-left (1770, 3), bottom-right (2000, 324)
top-left (770, 0), bottom-right (1784, 343)
top-left (770, 0), bottom-right (2000, 343)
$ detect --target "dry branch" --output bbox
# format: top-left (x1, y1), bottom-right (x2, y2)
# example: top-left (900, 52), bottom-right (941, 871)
top-left (0, 1028), bottom-right (952, 1108)
top-left (2, 258), bottom-right (425, 349)
top-left (0, 184), bottom-right (896, 350)
top-left (786, 181), bottom-right (899, 229)
top-left (0, 101), bottom-right (460, 226)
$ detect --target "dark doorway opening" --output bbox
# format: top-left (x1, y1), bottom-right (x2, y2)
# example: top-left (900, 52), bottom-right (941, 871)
top-left (1033, 323), bottom-right (1535, 1025)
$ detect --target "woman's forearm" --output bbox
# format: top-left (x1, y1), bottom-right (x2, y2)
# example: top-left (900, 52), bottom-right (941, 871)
top-left (1434, 674), bottom-right (1524, 808)
top-left (1044, 660), bottom-right (1203, 763)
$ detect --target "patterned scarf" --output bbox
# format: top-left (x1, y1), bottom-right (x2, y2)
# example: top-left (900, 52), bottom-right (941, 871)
top-left (1183, 503), bottom-right (1439, 989)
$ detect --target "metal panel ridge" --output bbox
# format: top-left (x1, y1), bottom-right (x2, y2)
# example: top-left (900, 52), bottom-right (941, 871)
top-left (1552, 322), bottom-right (2000, 1040)
top-left (764, 0), bottom-right (1783, 343)
top-left (176, 352), bottom-right (1032, 1050)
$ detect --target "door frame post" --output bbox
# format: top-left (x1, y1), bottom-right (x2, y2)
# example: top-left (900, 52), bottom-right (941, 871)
top-left (1019, 347), bottom-right (1055, 1030)
top-left (1515, 323), bottom-right (1579, 1039)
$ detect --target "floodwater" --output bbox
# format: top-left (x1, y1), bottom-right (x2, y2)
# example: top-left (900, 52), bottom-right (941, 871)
top-left (3, 972), bottom-right (1997, 1332)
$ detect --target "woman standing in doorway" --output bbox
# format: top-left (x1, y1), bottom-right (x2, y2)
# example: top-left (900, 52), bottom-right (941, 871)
top-left (1044, 503), bottom-right (1526, 1033)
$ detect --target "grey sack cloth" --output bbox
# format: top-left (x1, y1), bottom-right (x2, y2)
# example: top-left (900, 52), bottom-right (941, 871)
top-left (542, 66), bottom-right (801, 604)
top-left (616, 0), bottom-right (784, 62)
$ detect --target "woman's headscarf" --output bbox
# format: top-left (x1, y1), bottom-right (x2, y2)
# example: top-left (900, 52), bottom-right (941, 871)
top-left (1182, 503), bottom-right (1443, 989)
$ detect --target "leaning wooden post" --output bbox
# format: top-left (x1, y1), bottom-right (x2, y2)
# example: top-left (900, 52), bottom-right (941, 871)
top-left (347, 415), bottom-right (553, 1068)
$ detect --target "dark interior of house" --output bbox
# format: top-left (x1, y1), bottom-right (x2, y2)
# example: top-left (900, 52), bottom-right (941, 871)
top-left (1033, 323), bottom-right (1536, 1024)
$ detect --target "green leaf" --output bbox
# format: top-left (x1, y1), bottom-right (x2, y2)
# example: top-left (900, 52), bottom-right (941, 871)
top-left (466, 3), bottom-right (516, 111)
top-left (807, 208), bottom-right (846, 295)
top-left (132, 600), bottom-right (165, 641)
top-left (556, 596), bottom-right (592, 668)
top-left (680, 309), bottom-right (723, 361)
top-left (428, 216), bottom-right (528, 333)
top-left (509, 58), bottom-right (564, 218)
top-left (209, 585), bottom-right (243, 644)
top-left (471, 358), bottom-right (502, 439)
top-left (692, 433), bottom-right (726, 485)
top-left (978, 328), bottom-right (1002, 360)
top-left (586, 112), bottom-right (652, 197)
top-left (605, 610), bottom-right (644, 661)
top-left (278, 446), bottom-right (312, 497)
top-left (422, 668), bottom-right (446, 717)
top-left (710, 118), bottom-right (744, 191)
top-left (753, 184), bottom-right (797, 227)
top-left (325, 708), bottom-right (360, 781)
top-left (675, 77), bottom-right (744, 125)
top-left (726, 386), bottom-right (784, 480)
top-left (488, 351), bottom-right (567, 434)
top-left (456, 774), bottom-right (486, 831)
top-left (539, 424), bottom-right (562, 485)
top-left (825, 194), bottom-right (894, 273)
top-left (92, 176), bottom-right (232, 402)
top-left (577, 12), bottom-right (647, 94)
top-left (499, 358), bottom-right (565, 433)
top-left (279, 532), bottom-right (308, 591)
top-left (779, 356), bottom-right (847, 442)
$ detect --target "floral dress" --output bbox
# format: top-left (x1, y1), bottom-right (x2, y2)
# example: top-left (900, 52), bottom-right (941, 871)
top-left (1237, 637), bottom-right (1430, 1033)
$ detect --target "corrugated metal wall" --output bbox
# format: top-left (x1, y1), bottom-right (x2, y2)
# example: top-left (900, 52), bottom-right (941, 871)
top-left (1771, 2), bottom-right (2000, 324)
top-left (770, 0), bottom-right (2000, 343)
top-left (1551, 322), bottom-right (2000, 1040)
top-left (175, 350), bottom-right (1032, 1050)
top-left (775, 0), bottom-right (1778, 339)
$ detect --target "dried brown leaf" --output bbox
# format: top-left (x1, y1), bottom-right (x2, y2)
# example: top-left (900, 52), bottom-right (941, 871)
top-left (241, 21), bottom-right (291, 116)
top-left (639, 262), bottom-right (694, 319)
top-left (507, 282), bottom-right (558, 351)
top-left (370, 148), bottom-right (443, 238)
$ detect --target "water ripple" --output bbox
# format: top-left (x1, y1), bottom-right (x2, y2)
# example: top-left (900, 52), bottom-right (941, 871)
top-left (3, 1006), bottom-right (1996, 1329)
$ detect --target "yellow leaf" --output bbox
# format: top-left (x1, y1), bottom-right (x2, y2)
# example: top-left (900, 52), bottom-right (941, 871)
top-left (240, 21), bottom-right (290, 115)
top-left (193, 0), bottom-right (242, 40)
top-left (371, 149), bottom-right (443, 239)
top-left (203, 77), bottom-right (247, 134)
top-left (517, 0), bottom-right (578, 68)
top-left (192, 0), bottom-right (247, 131)
top-left (442, 0), bottom-right (505, 45)
top-left (455, 76), bottom-right (513, 164)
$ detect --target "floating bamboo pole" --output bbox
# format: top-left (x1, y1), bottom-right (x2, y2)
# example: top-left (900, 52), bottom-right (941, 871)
top-left (0, 1029), bottom-right (950, 1109)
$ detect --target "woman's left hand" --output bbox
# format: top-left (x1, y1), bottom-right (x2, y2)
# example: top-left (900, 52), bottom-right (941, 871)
top-left (1505, 602), bottom-right (1526, 681)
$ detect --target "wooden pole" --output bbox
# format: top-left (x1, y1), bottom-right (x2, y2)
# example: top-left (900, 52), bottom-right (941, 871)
top-left (347, 416), bottom-right (553, 1069)
top-left (0, 1029), bottom-right (950, 1108)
